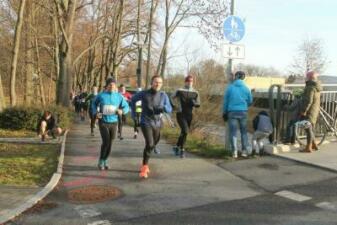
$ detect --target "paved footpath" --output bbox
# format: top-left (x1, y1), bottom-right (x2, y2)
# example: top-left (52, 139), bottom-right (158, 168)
top-left (3, 121), bottom-right (337, 225)
top-left (7, 122), bottom-right (260, 225)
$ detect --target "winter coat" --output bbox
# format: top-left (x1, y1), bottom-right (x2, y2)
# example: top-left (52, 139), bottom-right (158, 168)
top-left (284, 97), bottom-right (302, 120)
top-left (130, 88), bottom-right (172, 127)
top-left (300, 80), bottom-right (322, 125)
top-left (223, 79), bottom-right (252, 113)
top-left (171, 86), bottom-right (200, 116)
top-left (94, 91), bottom-right (129, 123)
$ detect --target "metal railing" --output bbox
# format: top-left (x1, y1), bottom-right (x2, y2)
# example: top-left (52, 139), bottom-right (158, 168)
top-left (256, 88), bottom-right (337, 144)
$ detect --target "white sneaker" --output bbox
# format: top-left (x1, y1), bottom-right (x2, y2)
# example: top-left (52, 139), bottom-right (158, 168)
top-left (232, 151), bottom-right (238, 159)
top-left (241, 151), bottom-right (248, 158)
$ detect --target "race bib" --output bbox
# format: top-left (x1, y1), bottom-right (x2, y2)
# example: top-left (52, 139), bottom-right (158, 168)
top-left (102, 105), bottom-right (117, 115)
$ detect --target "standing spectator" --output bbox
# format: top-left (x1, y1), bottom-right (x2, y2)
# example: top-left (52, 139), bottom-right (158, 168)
top-left (130, 75), bottom-right (172, 178)
top-left (117, 84), bottom-right (132, 140)
top-left (252, 111), bottom-right (273, 155)
top-left (171, 75), bottom-right (200, 158)
top-left (283, 90), bottom-right (303, 145)
top-left (298, 71), bottom-right (322, 153)
top-left (222, 71), bottom-right (253, 158)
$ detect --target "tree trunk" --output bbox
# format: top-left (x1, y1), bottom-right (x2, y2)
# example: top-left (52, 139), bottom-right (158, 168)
top-left (0, 73), bottom-right (5, 111)
top-left (24, 1), bottom-right (33, 105)
top-left (10, 0), bottom-right (27, 106)
top-left (145, 0), bottom-right (155, 88)
top-left (55, 0), bottom-right (78, 106)
top-left (34, 37), bottom-right (46, 106)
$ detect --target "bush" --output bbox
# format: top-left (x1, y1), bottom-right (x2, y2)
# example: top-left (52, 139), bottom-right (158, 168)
top-left (0, 105), bottom-right (73, 131)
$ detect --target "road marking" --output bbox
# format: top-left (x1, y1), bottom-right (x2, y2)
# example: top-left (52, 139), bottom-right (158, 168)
top-left (74, 205), bottom-right (101, 218)
top-left (316, 202), bottom-right (337, 212)
top-left (88, 220), bottom-right (111, 225)
top-left (275, 190), bottom-right (312, 202)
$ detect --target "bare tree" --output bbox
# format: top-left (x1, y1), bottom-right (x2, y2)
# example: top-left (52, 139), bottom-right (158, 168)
top-left (24, 0), bottom-right (34, 105)
top-left (235, 63), bottom-right (281, 77)
top-left (290, 37), bottom-right (327, 76)
top-left (145, 0), bottom-right (157, 88)
top-left (54, 0), bottom-right (78, 106)
top-left (10, 0), bottom-right (27, 106)
top-left (0, 73), bottom-right (5, 111)
top-left (155, 0), bottom-right (229, 79)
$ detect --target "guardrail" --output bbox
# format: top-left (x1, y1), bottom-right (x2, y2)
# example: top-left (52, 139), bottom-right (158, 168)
top-left (253, 89), bottom-right (337, 144)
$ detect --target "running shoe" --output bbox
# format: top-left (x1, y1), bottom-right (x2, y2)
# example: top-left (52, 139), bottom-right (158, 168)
top-left (180, 149), bottom-right (185, 158)
top-left (172, 146), bottom-right (180, 156)
top-left (139, 165), bottom-right (150, 178)
top-left (154, 147), bottom-right (160, 154)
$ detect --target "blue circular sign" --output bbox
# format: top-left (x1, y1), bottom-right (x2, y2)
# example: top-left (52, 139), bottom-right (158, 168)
top-left (223, 16), bottom-right (245, 42)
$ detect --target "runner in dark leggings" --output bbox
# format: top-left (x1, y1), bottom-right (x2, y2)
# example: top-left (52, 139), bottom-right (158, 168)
top-left (118, 84), bottom-right (132, 140)
top-left (171, 75), bottom-right (200, 158)
top-left (87, 86), bottom-right (99, 136)
top-left (131, 75), bottom-right (172, 178)
top-left (94, 77), bottom-right (129, 170)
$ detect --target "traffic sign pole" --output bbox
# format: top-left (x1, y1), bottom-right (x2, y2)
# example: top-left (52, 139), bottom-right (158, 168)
top-left (227, 0), bottom-right (235, 82)
top-left (225, 0), bottom-right (235, 153)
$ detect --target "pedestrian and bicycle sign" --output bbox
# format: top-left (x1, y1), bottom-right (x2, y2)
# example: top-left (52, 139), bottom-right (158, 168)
top-left (222, 43), bottom-right (245, 59)
top-left (223, 16), bottom-right (245, 42)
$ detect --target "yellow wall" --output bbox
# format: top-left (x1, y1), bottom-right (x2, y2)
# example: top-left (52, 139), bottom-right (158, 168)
top-left (244, 76), bottom-right (285, 90)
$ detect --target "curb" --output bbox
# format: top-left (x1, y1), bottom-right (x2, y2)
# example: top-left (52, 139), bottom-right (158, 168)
top-left (0, 130), bottom-right (69, 224)
top-left (0, 138), bottom-right (62, 145)
top-left (264, 140), bottom-right (337, 174)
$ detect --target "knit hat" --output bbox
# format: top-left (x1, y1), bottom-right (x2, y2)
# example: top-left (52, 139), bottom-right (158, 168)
top-left (105, 77), bottom-right (116, 87)
top-left (306, 71), bottom-right (318, 80)
top-left (185, 75), bottom-right (193, 82)
top-left (234, 71), bottom-right (245, 80)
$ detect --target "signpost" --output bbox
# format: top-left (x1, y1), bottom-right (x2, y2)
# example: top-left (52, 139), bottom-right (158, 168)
top-left (223, 16), bottom-right (245, 43)
top-left (222, 43), bottom-right (245, 59)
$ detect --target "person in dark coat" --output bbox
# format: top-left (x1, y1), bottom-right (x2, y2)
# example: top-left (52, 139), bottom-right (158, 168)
top-left (298, 71), bottom-right (322, 153)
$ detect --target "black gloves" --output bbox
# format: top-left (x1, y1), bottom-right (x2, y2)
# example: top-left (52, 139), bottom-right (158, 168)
top-left (222, 113), bottom-right (228, 122)
top-left (191, 100), bottom-right (200, 108)
top-left (153, 107), bottom-right (164, 114)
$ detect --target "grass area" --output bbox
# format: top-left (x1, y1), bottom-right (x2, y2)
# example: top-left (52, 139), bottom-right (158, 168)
top-left (0, 143), bottom-right (59, 186)
top-left (161, 126), bottom-right (231, 159)
top-left (0, 129), bottom-right (36, 138)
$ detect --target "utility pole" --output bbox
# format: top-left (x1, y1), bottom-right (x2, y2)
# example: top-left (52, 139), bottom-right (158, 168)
top-left (225, 0), bottom-right (234, 153)
top-left (136, 0), bottom-right (142, 90)
top-left (226, 0), bottom-right (234, 82)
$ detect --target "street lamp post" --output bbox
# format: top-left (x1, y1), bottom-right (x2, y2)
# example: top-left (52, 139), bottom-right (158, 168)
top-left (136, 43), bottom-right (143, 90)
top-left (227, 0), bottom-right (234, 82)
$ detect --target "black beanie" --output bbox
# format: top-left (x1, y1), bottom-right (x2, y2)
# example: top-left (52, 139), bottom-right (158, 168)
top-left (105, 77), bottom-right (116, 87)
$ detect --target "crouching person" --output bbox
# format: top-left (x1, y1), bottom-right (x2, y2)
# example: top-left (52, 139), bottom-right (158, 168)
top-left (251, 111), bottom-right (273, 156)
top-left (37, 111), bottom-right (62, 141)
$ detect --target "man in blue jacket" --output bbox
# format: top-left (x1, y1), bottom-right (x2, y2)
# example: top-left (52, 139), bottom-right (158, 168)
top-left (223, 71), bottom-right (252, 158)
top-left (94, 77), bottom-right (129, 170)
top-left (131, 75), bottom-right (172, 178)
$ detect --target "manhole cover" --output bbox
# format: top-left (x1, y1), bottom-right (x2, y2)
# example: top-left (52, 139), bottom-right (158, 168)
top-left (67, 185), bottom-right (122, 204)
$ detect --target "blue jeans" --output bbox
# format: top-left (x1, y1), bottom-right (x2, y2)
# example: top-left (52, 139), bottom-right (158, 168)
top-left (228, 111), bottom-right (249, 152)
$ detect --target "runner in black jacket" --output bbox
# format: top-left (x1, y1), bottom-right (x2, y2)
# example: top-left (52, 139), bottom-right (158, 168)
top-left (171, 75), bottom-right (200, 158)
top-left (131, 75), bottom-right (172, 178)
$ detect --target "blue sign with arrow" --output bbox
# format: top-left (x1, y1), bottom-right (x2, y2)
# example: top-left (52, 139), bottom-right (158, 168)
top-left (223, 16), bottom-right (245, 42)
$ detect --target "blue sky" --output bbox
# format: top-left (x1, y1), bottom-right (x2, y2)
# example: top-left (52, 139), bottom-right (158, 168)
top-left (170, 0), bottom-right (337, 76)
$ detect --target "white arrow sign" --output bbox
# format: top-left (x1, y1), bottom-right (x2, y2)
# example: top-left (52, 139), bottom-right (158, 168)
top-left (222, 43), bottom-right (245, 59)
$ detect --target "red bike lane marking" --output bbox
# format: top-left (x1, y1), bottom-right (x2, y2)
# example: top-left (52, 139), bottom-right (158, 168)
top-left (62, 170), bottom-right (109, 187)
